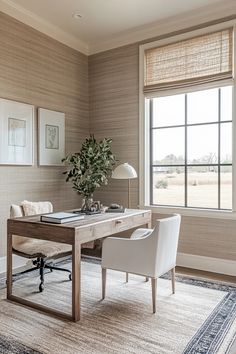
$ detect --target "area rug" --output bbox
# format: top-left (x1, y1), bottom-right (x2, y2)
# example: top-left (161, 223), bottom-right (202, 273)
top-left (0, 258), bottom-right (235, 354)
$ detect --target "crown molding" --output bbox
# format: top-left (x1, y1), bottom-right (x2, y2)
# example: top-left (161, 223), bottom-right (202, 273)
top-left (0, 0), bottom-right (235, 56)
top-left (88, 0), bottom-right (236, 54)
top-left (0, 0), bottom-right (89, 55)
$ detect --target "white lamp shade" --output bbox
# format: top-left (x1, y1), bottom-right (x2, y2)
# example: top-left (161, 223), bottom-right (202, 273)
top-left (112, 163), bottom-right (137, 179)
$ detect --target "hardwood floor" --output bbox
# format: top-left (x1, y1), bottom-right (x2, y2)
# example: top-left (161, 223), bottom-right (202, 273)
top-left (176, 266), bottom-right (236, 284)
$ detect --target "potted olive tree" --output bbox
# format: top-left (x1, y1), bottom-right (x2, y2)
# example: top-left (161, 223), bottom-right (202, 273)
top-left (62, 135), bottom-right (116, 212)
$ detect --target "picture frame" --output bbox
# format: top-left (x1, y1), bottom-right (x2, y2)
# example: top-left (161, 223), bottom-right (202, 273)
top-left (38, 108), bottom-right (65, 166)
top-left (0, 98), bottom-right (34, 165)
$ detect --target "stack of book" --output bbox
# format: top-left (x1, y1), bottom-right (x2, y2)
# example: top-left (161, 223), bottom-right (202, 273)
top-left (40, 212), bottom-right (85, 224)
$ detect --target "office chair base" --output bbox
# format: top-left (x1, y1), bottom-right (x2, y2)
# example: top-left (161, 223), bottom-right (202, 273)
top-left (39, 282), bottom-right (44, 292)
top-left (12, 257), bottom-right (72, 293)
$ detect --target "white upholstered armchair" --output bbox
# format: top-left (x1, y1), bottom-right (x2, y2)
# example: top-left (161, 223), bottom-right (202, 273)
top-left (101, 214), bottom-right (181, 313)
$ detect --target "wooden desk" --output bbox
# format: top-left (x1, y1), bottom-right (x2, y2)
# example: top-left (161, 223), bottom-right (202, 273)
top-left (7, 209), bottom-right (151, 322)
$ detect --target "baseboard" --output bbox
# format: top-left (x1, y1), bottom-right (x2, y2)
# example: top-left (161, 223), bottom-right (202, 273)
top-left (177, 253), bottom-right (236, 277)
top-left (0, 255), bottom-right (29, 278)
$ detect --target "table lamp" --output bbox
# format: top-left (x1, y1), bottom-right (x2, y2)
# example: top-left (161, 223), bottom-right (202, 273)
top-left (112, 163), bottom-right (137, 208)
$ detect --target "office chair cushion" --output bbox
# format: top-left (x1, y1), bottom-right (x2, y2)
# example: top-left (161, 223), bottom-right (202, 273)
top-left (12, 236), bottom-right (72, 258)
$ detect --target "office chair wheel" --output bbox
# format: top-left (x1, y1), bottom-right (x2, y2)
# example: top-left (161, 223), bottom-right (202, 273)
top-left (39, 283), bottom-right (44, 292)
top-left (69, 273), bottom-right (72, 281)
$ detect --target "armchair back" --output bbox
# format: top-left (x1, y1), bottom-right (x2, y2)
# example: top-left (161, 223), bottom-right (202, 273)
top-left (151, 214), bottom-right (181, 277)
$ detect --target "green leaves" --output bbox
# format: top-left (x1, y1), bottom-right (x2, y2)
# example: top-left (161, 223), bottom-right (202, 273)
top-left (63, 135), bottom-right (117, 198)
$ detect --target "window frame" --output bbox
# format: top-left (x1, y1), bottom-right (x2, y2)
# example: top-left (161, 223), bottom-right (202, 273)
top-left (149, 89), bottom-right (232, 210)
top-left (139, 21), bottom-right (236, 219)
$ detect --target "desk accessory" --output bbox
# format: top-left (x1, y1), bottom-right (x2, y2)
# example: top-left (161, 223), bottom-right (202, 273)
top-left (105, 204), bottom-right (125, 213)
top-left (112, 163), bottom-right (137, 208)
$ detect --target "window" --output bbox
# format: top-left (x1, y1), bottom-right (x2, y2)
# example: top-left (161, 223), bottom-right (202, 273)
top-left (140, 25), bottom-right (235, 213)
top-left (149, 86), bottom-right (232, 210)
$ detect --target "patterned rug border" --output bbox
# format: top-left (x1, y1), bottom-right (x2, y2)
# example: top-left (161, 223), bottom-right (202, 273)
top-left (0, 256), bottom-right (236, 354)
top-left (0, 333), bottom-right (41, 354)
top-left (182, 291), bottom-right (236, 354)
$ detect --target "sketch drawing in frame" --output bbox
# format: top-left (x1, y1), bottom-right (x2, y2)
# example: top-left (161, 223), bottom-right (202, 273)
top-left (0, 98), bottom-right (34, 165)
top-left (38, 108), bottom-right (65, 166)
top-left (45, 124), bottom-right (59, 150)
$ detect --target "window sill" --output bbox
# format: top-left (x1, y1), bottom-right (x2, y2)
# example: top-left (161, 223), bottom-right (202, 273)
top-left (139, 204), bottom-right (236, 220)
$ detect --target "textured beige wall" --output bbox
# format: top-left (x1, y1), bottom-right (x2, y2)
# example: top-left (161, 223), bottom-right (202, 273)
top-left (0, 12), bottom-right (89, 256)
top-left (89, 44), bottom-right (140, 209)
top-left (89, 43), bottom-right (236, 261)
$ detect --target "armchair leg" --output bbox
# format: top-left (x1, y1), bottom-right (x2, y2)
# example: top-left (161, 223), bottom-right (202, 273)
top-left (126, 272), bottom-right (129, 283)
top-left (171, 267), bottom-right (175, 294)
top-left (151, 278), bottom-right (157, 314)
top-left (102, 268), bottom-right (107, 300)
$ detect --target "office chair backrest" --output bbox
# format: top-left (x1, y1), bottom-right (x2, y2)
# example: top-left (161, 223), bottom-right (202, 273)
top-left (10, 201), bottom-right (53, 250)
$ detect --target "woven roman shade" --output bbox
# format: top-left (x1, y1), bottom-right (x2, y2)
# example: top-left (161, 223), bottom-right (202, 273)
top-left (144, 28), bottom-right (233, 93)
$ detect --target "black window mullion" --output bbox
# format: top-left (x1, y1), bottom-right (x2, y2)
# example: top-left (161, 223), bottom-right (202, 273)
top-left (150, 164), bottom-right (233, 168)
top-left (151, 120), bottom-right (232, 130)
top-left (152, 162), bottom-right (232, 167)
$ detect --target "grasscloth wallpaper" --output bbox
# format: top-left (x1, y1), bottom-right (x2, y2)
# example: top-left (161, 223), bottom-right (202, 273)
top-left (0, 10), bottom-right (236, 262)
top-left (89, 44), bottom-right (139, 209)
top-left (0, 12), bottom-right (89, 257)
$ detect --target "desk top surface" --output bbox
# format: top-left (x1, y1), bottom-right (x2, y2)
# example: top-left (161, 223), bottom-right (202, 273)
top-left (8, 209), bottom-right (151, 229)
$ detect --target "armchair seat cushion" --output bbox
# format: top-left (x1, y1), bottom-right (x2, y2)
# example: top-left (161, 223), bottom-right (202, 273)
top-left (13, 236), bottom-right (71, 258)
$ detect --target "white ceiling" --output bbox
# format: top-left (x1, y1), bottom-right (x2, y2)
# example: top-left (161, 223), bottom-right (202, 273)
top-left (0, 0), bottom-right (235, 54)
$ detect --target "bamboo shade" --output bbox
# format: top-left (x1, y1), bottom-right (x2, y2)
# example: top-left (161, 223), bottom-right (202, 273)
top-left (144, 28), bottom-right (233, 93)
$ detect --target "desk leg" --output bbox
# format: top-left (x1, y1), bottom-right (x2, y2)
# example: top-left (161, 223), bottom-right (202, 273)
top-left (72, 240), bottom-right (81, 322)
top-left (7, 231), bottom-right (12, 298)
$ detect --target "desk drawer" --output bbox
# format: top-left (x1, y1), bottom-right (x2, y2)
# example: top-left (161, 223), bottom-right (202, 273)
top-left (112, 217), bottom-right (133, 232)
top-left (132, 212), bottom-right (151, 227)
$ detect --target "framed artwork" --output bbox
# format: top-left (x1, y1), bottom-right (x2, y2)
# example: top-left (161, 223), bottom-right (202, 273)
top-left (0, 98), bottom-right (34, 165)
top-left (38, 108), bottom-right (65, 166)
